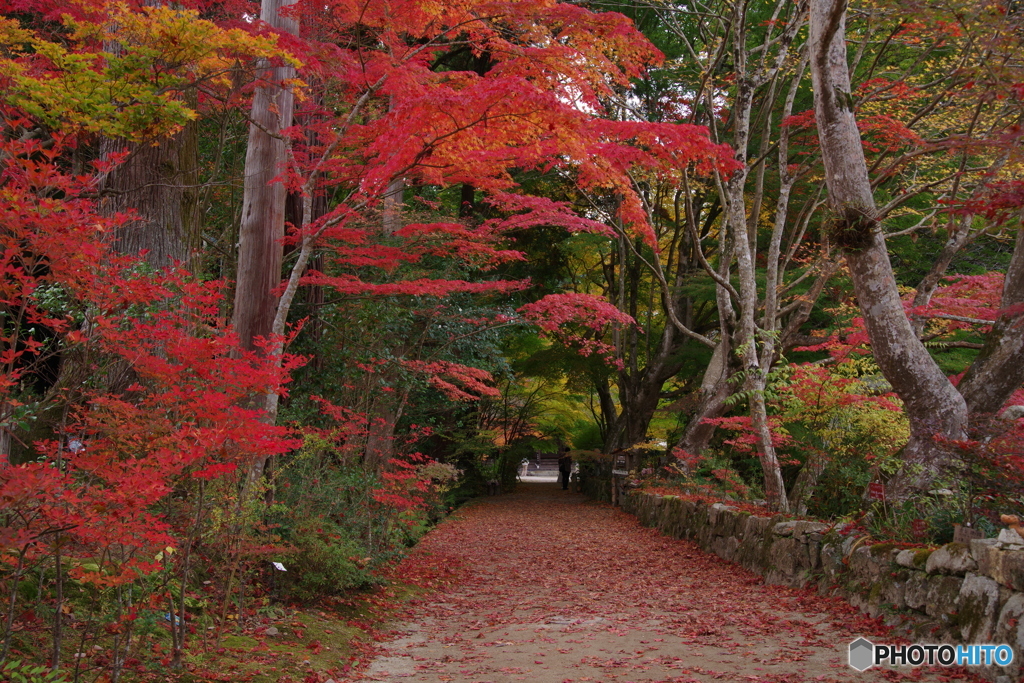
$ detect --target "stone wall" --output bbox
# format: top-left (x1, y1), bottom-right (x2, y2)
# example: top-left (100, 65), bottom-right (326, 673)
top-left (622, 491), bottom-right (1024, 681)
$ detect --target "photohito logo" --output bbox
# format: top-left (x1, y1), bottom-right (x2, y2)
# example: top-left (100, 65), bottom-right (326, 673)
top-left (849, 638), bottom-right (1015, 671)
top-left (849, 638), bottom-right (874, 671)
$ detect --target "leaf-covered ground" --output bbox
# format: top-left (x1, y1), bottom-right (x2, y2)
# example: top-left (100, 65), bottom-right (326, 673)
top-left (353, 483), bottom-right (981, 683)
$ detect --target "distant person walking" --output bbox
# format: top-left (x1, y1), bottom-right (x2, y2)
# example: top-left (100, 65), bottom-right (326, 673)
top-left (557, 447), bottom-right (572, 491)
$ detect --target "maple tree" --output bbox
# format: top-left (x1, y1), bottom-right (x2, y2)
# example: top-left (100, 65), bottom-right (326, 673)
top-left (0, 4), bottom-right (301, 676)
top-left (546, 0), bottom-right (1024, 511)
top-left (0, 130), bottom-right (301, 674)
top-left (501, 0), bottom-right (837, 510)
top-left (2, 0), bottom-right (1024, 677)
top-left (0, 0), bottom-right (739, 677)
top-left (222, 0), bottom-right (737, 479)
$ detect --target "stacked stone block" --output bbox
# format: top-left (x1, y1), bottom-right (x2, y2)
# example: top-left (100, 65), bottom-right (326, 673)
top-left (621, 491), bottom-right (1024, 682)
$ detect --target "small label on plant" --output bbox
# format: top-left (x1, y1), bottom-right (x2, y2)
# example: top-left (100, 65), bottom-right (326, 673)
top-left (911, 519), bottom-right (928, 538)
top-left (868, 482), bottom-right (885, 501)
top-left (272, 562), bottom-right (287, 571)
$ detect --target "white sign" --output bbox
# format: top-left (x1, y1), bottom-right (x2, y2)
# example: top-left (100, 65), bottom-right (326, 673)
top-left (272, 562), bottom-right (287, 572)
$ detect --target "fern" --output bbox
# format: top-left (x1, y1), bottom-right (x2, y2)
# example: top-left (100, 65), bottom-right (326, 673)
top-left (1, 661), bottom-right (69, 683)
top-left (724, 362), bottom-right (794, 407)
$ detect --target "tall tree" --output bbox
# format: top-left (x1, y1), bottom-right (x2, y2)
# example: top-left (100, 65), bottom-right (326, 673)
top-left (97, 0), bottom-right (201, 269)
top-left (232, 0), bottom-right (300, 480)
top-left (233, 0), bottom-right (299, 355)
top-left (809, 0), bottom-right (1024, 494)
top-left (99, 128), bottom-right (199, 268)
top-left (237, 0), bottom-right (735, 474)
top-left (589, 0), bottom-right (836, 510)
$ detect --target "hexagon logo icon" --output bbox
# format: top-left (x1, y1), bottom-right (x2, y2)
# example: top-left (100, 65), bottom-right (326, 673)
top-left (849, 637), bottom-right (874, 671)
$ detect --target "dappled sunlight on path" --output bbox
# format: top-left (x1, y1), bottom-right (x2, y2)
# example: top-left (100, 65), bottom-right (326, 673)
top-left (353, 483), bottom-right (977, 683)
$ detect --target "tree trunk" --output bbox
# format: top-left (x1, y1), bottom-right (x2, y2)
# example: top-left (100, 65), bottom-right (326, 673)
top-left (594, 377), bottom-right (618, 444)
top-left (382, 177), bottom-right (405, 235)
top-left (788, 446), bottom-right (828, 514)
top-left (809, 0), bottom-right (967, 494)
top-left (92, 127), bottom-right (200, 399)
top-left (674, 340), bottom-right (734, 456)
top-left (604, 368), bottom-right (673, 453)
top-left (285, 173), bottom-right (327, 370)
top-left (364, 402), bottom-right (398, 469)
top-left (909, 215), bottom-right (973, 337)
top-left (99, 124), bottom-right (200, 268)
top-left (957, 226), bottom-right (1024, 415)
top-left (34, 69), bottom-right (203, 463)
top-left (723, 65), bottom-right (789, 510)
top-left (232, 0), bottom-right (299, 481)
top-left (381, 96), bottom-right (405, 235)
top-left (605, 322), bottom-right (687, 452)
top-left (98, 0), bottom-right (200, 270)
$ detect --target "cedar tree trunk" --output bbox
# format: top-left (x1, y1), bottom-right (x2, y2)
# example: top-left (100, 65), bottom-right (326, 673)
top-left (233, 0), bottom-right (299, 480)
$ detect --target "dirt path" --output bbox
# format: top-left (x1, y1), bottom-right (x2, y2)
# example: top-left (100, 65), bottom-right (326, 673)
top-left (353, 483), bottom-right (973, 683)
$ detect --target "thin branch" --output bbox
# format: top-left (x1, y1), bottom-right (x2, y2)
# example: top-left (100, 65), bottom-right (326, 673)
top-left (921, 313), bottom-right (994, 326)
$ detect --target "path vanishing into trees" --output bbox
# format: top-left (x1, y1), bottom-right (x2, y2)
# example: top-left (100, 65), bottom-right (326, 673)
top-left (355, 484), bottom-right (975, 683)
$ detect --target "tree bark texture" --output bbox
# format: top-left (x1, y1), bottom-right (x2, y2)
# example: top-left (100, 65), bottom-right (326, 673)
top-left (674, 339), bottom-right (734, 457)
top-left (99, 0), bottom-right (200, 269)
top-left (233, 0), bottom-right (298, 353)
top-left (809, 0), bottom-right (968, 491)
top-left (99, 124), bottom-right (200, 268)
top-left (233, 0), bottom-right (298, 482)
top-left (722, 41), bottom-right (788, 511)
top-left (363, 402), bottom-right (399, 469)
top-left (382, 177), bottom-right (405, 235)
top-left (605, 322), bottom-right (687, 452)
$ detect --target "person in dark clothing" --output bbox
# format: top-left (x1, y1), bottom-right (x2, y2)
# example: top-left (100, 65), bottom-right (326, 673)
top-left (558, 447), bottom-right (572, 490)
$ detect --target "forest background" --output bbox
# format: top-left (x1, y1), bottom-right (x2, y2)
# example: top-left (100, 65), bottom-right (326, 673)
top-left (0, 0), bottom-right (1023, 680)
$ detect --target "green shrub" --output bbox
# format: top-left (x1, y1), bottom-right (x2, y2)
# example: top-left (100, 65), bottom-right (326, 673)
top-left (1, 661), bottom-right (69, 683)
top-left (278, 518), bottom-right (372, 600)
